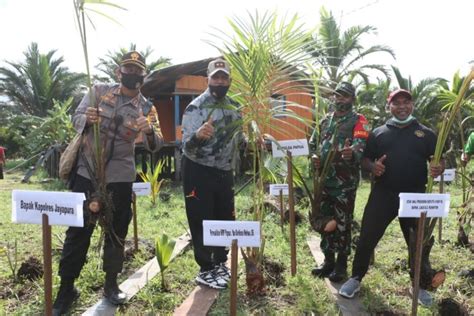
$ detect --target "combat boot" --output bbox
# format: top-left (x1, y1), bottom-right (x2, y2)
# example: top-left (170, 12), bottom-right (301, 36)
top-left (312, 251), bottom-right (335, 278)
top-left (103, 272), bottom-right (127, 305)
top-left (329, 253), bottom-right (348, 282)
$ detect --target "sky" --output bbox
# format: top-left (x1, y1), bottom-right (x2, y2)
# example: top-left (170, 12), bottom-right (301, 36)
top-left (0, 0), bottom-right (473, 84)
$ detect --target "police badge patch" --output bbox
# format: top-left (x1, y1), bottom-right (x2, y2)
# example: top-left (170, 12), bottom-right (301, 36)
top-left (415, 130), bottom-right (425, 138)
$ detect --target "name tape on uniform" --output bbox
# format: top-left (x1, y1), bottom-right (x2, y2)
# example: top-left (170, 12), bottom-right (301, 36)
top-left (203, 220), bottom-right (261, 247)
top-left (272, 139), bottom-right (309, 158)
top-left (12, 190), bottom-right (85, 227)
top-left (398, 193), bottom-right (450, 218)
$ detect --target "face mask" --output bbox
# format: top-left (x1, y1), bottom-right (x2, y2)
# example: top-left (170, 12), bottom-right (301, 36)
top-left (121, 72), bottom-right (144, 90)
top-left (209, 85), bottom-right (229, 99)
top-left (391, 114), bottom-right (415, 125)
top-left (335, 101), bottom-right (352, 112)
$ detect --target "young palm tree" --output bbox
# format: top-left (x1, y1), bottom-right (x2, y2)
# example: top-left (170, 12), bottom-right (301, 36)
top-left (0, 42), bottom-right (86, 116)
top-left (95, 44), bottom-right (171, 82)
top-left (309, 7), bottom-right (395, 88)
top-left (208, 10), bottom-right (316, 295)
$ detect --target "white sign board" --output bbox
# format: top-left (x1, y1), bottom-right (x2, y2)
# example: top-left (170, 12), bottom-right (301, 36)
top-left (269, 184), bottom-right (289, 196)
top-left (398, 193), bottom-right (450, 218)
top-left (12, 190), bottom-right (85, 227)
top-left (132, 182), bottom-right (151, 196)
top-left (203, 220), bottom-right (261, 247)
top-left (434, 169), bottom-right (455, 182)
top-left (272, 139), bottom-right (309, 158)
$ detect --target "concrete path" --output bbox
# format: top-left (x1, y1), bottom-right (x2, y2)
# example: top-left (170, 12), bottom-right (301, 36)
top-left (82, 233), bottom-right (191, 316)
top-left (307, 235), bottom-right (369, 316)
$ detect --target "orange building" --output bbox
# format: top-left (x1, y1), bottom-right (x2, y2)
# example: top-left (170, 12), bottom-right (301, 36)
top-left (140, 57), bottom-right (314, 179)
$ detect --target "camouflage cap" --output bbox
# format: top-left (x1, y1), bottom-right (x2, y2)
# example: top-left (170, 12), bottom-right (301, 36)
top-left (335, 81), bottom-right (356, 97)
top-left (207, 58), bottom-right (230, 77)
top-left (121, 51), bottom-right (146, 71)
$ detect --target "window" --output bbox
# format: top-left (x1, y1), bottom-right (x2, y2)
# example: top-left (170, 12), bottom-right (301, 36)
top-left (271, 94), bottom-right (286, 118)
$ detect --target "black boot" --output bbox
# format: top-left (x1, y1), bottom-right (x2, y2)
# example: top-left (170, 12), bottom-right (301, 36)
top-left (52, 278), bottom-right (80, 316)
top-left (312, 251), bottom-right (335, 278)
top-left (103, 272), bottom-right (127, 305)
top-left (329, 253), bottom-right (348, 282)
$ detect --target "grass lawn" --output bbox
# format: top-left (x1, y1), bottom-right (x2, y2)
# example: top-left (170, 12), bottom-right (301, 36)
top-left (0, 165), bottom-right (472, 315)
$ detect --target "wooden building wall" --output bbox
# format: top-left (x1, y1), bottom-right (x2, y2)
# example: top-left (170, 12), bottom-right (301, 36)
top-left (154, 75), bottom-right (313, 142)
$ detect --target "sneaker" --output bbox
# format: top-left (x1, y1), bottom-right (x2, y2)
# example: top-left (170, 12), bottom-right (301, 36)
top-left (338, 277), bottom-right (361, 299)
top-left (214, 263), bottom-right (231, 282)
top-left (195, 270), bottom-right (227, 290)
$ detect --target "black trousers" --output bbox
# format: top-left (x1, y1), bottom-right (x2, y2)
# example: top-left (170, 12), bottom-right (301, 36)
top-left (58, 175), bottom-right (133, 279)
top-left (352, 185), bottom-right (430, 285)
top-left (0, 164), bottom-right (3, 179)
top-left (182, 156), bottom-right (235, 272)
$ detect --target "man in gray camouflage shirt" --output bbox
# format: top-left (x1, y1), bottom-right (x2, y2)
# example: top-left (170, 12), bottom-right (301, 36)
top-left (182, 58), bottom-right (242, 289)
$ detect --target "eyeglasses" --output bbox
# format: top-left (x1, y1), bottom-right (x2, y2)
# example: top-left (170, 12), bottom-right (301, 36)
top-left (120, 65), bottom-right (146, 76)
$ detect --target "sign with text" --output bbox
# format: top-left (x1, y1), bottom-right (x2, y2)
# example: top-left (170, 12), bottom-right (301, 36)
top-left (132, 182), bottom-right (151, 196)
top-left (269, 184), bottom-right (289, 196)
top-left (203, 220), bottom-right (261, 247)
top-left (272, 139), bottom-right (309, 158)
top-left (12, 190), bottom-right (85, 227)
top-left (399, 193), bottom-right (450, 218)
top-left (434, 169), bottom-right (455, 182)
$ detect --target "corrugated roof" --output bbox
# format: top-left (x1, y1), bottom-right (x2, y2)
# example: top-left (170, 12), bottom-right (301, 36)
top-left (141, 57), bottom-right (217, 97)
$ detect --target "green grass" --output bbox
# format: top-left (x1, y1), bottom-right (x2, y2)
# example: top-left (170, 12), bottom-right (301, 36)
top-left (0, 169), bottom-right (472, 315)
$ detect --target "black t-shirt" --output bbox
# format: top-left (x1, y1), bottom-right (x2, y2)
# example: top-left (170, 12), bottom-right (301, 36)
top-left (364, 120), bottom-right (437, 192)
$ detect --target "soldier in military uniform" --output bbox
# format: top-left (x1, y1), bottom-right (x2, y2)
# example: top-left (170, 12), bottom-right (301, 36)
top-left (309, 82), bottom-right (369, 282)
top-left (53, 51), bottom-right (163, 315)
top-left (182, 58), bottom-right (242, 290)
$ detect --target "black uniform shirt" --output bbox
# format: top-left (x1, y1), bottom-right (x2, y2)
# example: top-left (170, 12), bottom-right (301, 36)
top-left (364, 119), bottom-right (437, 192)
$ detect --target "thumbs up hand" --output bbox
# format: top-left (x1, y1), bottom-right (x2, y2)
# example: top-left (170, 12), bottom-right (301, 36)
top-left (340, 138), bottom-right (353, 161)
top-left (137, 108), bottom-right (153, 135)
top-left (196, 116), bottom-right (214, 140)
top-left (372, 154), bottom-right (387, 177)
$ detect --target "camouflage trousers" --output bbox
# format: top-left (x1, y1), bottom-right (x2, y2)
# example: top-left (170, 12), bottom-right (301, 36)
top-left (318, 187), bottom-right (356, 255)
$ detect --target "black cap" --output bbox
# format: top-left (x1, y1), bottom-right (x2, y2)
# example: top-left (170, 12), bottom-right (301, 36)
top-left (120, 51), bottom-right (146, 71)
top-left (335, 81), bottom-right (356, 97)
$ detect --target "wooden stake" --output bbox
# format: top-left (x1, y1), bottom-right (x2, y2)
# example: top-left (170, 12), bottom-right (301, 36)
top-left (42, 214), bottom-right (52, 316)
top-left (287, 151), bottom-right (296, 276)
top-left (411, 211), bottom-right (427, 316)
top-left (279, 189), bottom-right (284, 232)
top-left (132, 192), bottom-right (138, 251)
top-left (438, 174), bottom-right (444, 243)
top-left (230, 239), bottom-right (238, 316)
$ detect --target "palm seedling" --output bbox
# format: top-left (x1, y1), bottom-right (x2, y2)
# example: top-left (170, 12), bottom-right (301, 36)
top-left (155, 233), bottom-right (176, 290)
top-left (417, 67), bottom-right (474, 289)
top-left (137, 160), bottom-right (165, 206)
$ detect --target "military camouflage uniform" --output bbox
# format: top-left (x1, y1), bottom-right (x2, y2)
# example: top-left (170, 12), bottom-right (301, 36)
top-left (182, 89), bottom-right (242, 272)
top-left (309, 110), bottom-right (369, 255)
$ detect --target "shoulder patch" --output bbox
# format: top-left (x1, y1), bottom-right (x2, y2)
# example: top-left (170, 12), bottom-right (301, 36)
top-left (353, 114), bottom-right (370, 139)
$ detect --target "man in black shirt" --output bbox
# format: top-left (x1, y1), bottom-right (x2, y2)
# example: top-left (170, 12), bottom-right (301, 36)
top-left (338, 89), bottom-right (444, 306)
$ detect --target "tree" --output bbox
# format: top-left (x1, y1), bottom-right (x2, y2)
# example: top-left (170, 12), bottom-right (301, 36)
top-left (95, 44), bottom-right (172, 82)
top-left (310, 7), bottom-right (395, 88)
top-left (0, 42), bottom-right (86, 116)
top-left (356, 79), bottom-right (391, 128)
